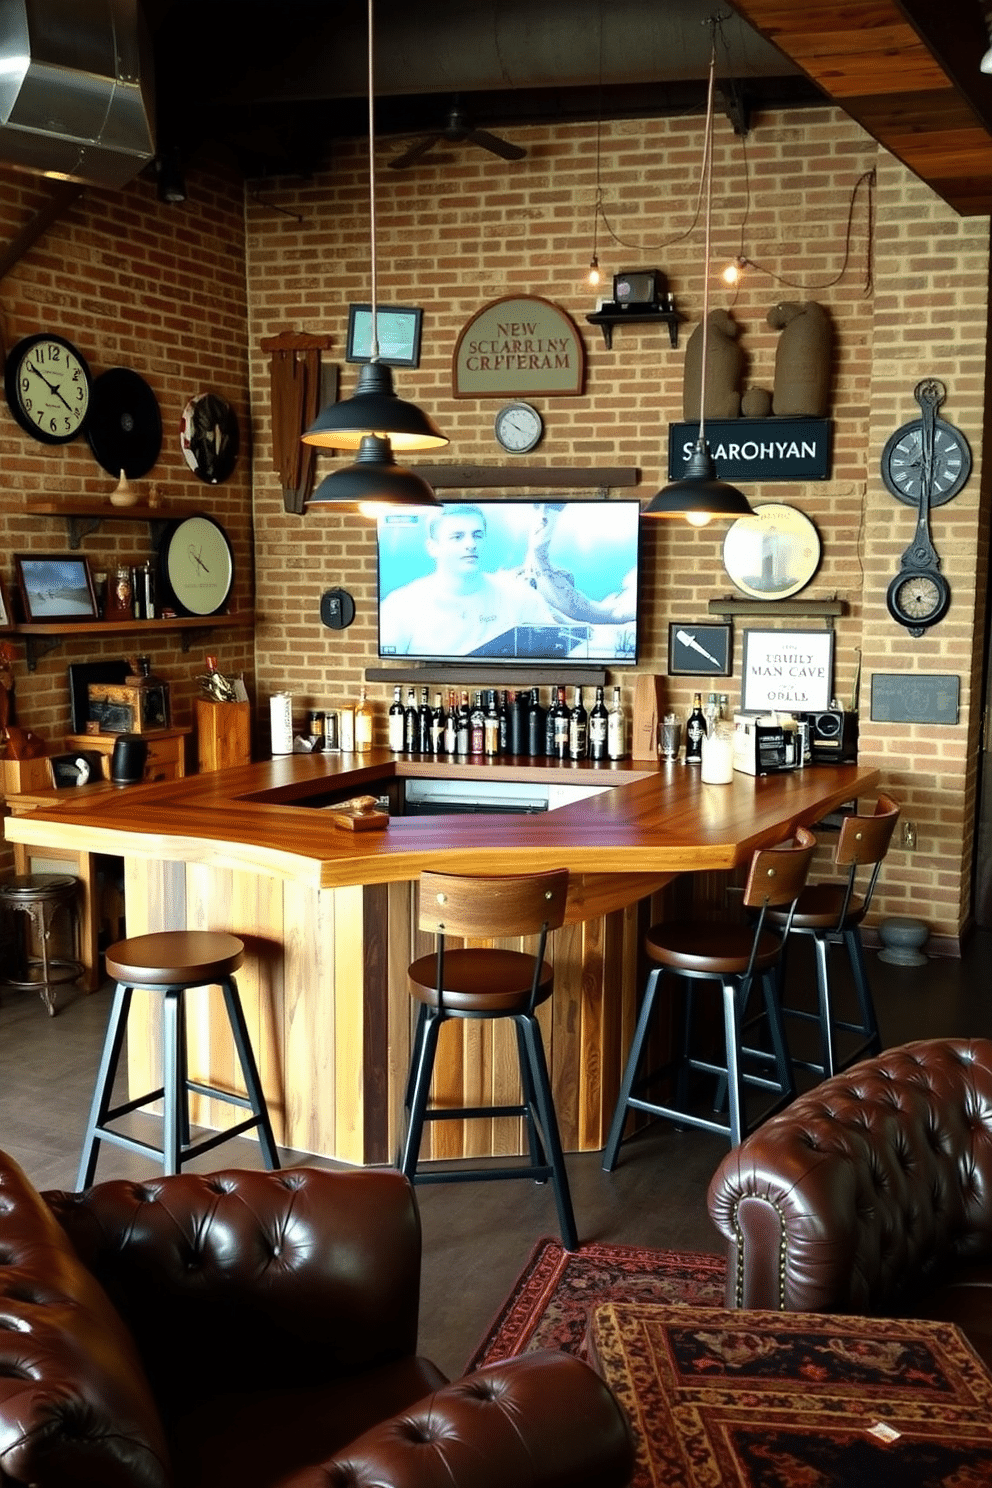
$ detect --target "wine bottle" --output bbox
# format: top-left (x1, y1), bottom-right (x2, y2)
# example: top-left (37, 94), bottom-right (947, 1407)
top-left (497, 690), bottom-right (510, 755)
top-left (509, 691), bottom-right (527, 756)
top-left (686, 692), bottom-right (706, 762)
top-left (552, 685), bottom-right (569, 759)
top-left (483, 690), bottom-right (500, 756)
top-left (403, 687), bottom-right (418, 754)
top-left (568, 686), bottom-right (588, 761)
top-left (470, 691), bottom-right (485, 755)
top-left (355, 687), bottom-right (373, 753)
top-left (430, 691), bottom-right (446, 755)
top-left (417, 686), bottom-right (432, 754)
top-left (589, 685), bottom-right (608, 761)
top-left (387, 685), bottom-right (404, 753)
top-left (607, 685), bottom-right (627, 760)
top-left (527, 688), bottom-right (546, 757)
top-left (444, 689), bottom-right (458, 755)
top-left (456, 691), bottom-right (471, 755)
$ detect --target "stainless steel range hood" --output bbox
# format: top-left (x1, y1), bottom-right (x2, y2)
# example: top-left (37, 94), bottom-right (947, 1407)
top-left (0, 0), bottom-right (154, 189)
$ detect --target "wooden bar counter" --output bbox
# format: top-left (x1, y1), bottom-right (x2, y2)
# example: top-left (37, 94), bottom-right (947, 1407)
top-left (5, 751), bottom-right (879, 1166)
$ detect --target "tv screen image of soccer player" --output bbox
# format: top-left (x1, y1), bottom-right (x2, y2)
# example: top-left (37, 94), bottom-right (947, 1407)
top-left (376, 499), bottom-right (640, 662)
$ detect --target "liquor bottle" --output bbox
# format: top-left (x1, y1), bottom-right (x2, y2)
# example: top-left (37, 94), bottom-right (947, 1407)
top-left (588, 685), bottom-right (608, 761)
top-left (568, 686), bottom-right (588, 761)
top-left (417, 686), bottom-right (432, 754)
top-left (355, 687), bottom-right (373, 753)
top-left (483, 690), bottom-right (500, 756)
top-left (544, 693), bottom-right (557, 756)
top-left (403, 687), bottom-right (418, 754)
top-left (607, 685), bottom-right (627, 760)
top-left (470, 691), bottom-right (485, 755)
top-left (455, 691), bottom-right (471, 755)
top-left (387, 685), bottom-right (405, 753)
top-left (497, 690), bottom-right (510, 755)
top-left (685, 692), bottom-right (706, 762)
top-left (430, 691), bottom-right (446, 755)
top-left (718, 693), bottom-right (729, 722)
top-left (509, 690), bottom-right (527, 756)
top-left (443, 689), bottom-right (458, 755)
top-left (704, 692), bottom-right (719, 735)
top-left (527, 688), bottom-right (546, 757)
top-left (550, 685), bottom-right (568, 759)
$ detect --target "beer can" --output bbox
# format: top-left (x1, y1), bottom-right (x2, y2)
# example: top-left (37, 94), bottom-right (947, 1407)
top-left (324, 710), bottom-right (340, 751)
top-left (307, 709), bottom-right (326, 748)
top-left (270, 692), bottom-right (294, 756)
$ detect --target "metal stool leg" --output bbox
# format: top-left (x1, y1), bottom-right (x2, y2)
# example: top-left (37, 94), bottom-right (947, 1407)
top-left (77, 983), bottom-right (133, 1190)
top-left (602, 967), bottom-right (661, 1172)
top-left (844, 928), bottom-right (882, 1059)
top-left (162, 987), bottom-right (184, 1175)
top-left (515, 1017), bottom-right (548, 1174)
top-left (517, 1013), bottom-right (578, 1251)
top-left (811, 933), bottom-right (837, 1077)
top-left (400, 1008), bottom-right (443, 1178)
top-left (220, 975), bottom-right (280, 1170)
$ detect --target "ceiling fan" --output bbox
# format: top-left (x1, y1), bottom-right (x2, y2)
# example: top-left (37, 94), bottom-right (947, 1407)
top-left (387, 106), bottom-right (526, 170)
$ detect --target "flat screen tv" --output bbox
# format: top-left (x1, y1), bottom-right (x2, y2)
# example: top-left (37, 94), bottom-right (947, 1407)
top-left (377, 499), bottom-right (640, 664)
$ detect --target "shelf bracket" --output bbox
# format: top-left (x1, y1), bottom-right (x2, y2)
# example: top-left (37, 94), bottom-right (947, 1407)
top-left (25, 633), bottom-right (64, 672)
top-left (67, 514), bottom-right (102, 550)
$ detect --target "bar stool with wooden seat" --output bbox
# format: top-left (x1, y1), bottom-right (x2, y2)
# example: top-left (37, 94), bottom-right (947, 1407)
top-left (0, 872), bottom-right (83, 1017)
top-left (400, 868), bottom-right (577, 1251)
top-left (769, 793), bottom-right (901, 1080)
top-left (77, 930), bottom-right (279, 1189)
top-left (603, 827), bottom-right (817, 1164)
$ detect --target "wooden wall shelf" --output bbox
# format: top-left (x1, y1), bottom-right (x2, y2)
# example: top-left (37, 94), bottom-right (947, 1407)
top-left (12, 613), bottom-right (247, 671)
top-left (25, 498), bottom-right (198, 549)
top-left (586, 309), bottom-right (682, 350)
top-left (366, 664), bottom-right (609, 687)
top-left (707, 597), bottom-right (846, 625)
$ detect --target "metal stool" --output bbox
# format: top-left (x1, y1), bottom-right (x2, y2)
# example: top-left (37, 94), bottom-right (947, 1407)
top-left (400, 868), bottom-right (578, 1251)
top-left (77, 930), bottom-right (280, 1188)
top-left (603, 828), bottom-right (817, 1161)
top-left (0, 873), bottom-right (83, 1016)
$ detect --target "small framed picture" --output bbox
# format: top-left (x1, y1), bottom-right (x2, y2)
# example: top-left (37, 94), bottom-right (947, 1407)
top-left (668, 622), bottom-right (733, 677)
top-left (346, 304), bottom-right (423, 367)
top-left (0, 576), bottom-right (12, 630)
top-left (741, 629), bottom-right (834, 713)
top-left (14, 553), bottom-right (99, 622)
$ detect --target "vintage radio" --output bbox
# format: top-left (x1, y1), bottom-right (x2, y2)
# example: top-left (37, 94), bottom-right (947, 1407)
top-left (797, 709), bottom-right (859, 764)
top-left (732, 713), bottom-right (801, 776)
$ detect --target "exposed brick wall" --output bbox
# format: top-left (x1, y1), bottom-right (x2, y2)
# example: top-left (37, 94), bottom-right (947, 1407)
top-left (0, 162), bottom-right (254, 875)
top-left (246, 104), bottom-right (990, 946)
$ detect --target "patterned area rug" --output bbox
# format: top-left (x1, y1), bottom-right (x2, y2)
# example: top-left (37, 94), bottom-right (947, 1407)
top-left (465, 1237), bottom-right (727, 1371)
top-left (590, 1301), bottom-right (992, 1488)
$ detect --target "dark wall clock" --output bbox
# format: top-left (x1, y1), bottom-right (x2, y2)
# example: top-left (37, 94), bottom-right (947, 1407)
top-left (3, 333), bottom-right (92, 444)
top-left (158, 514), bottom-right (234, 616)
top-left (884, 379), bottom-right (963, 636)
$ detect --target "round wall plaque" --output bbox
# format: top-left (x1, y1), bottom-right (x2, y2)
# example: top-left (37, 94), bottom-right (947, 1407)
top-left (722, 502), bottom-right (822, 600)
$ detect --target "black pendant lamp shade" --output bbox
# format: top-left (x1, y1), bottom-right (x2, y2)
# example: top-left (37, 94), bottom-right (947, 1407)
top-left (307, 434), bottom-right (439, 507)
top-left (643, 439), bottom-right (751, 520)
top-left (301, 361), bottom-right (448, 452)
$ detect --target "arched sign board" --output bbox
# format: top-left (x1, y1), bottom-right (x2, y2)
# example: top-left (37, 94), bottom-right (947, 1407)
top-left (453, 296), bottom-right (586, 398)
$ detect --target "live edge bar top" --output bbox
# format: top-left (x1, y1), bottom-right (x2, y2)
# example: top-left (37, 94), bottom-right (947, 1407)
top-left (4, 750), bottom-right (880, 892)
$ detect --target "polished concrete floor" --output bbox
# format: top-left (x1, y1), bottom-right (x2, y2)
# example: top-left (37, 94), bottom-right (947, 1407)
top-left (2, 927), bottom-right (990, 1380)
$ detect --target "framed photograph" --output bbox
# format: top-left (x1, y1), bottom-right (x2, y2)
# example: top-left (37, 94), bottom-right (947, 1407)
top-left (346, 304), bottom-right (423, 367)
top-left (14, 553), bottom-right (98, 622)
top-left (668, 622), bottom-right (733, 677)
top-left (723, 503), bottom-right (822, 601)
top-left (741, 629), bottom-right (834, 714)
top-left (0, 576), bottom-right (12, 630)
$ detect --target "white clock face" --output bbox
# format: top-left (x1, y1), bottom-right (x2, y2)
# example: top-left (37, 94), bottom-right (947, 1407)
top-left (5, 334), bottom-right (92, 444)
top-left (164, 515), bottom-right (234, 616)
top-left (494, 402), bottom-right (543, 454)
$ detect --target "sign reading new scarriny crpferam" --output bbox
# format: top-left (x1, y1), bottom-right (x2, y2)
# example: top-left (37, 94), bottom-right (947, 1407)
top-left (453, 296), bottom-right (586, 397)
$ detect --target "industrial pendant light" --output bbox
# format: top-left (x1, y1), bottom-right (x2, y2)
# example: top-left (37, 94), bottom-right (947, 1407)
top-left (305, 0), bottom-right (445, 508)
top-left (643, 23), bottom-right (749, 526)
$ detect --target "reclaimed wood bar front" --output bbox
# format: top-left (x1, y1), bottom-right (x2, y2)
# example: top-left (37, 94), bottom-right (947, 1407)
top-left (5, 752), bottom-right (879, 1165)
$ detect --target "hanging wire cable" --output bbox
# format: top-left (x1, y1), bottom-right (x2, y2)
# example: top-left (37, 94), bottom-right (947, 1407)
top-left (724, 169), bottom-right (876, 295)
top-left (366, 0), bottom-right (380, 363)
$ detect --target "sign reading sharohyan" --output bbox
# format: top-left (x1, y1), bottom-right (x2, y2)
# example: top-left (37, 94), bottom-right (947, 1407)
top-left (453, 296), bottom-right (586, 397)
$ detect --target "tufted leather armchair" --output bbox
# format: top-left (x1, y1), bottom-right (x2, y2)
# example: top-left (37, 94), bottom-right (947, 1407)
top-left (707, 1038), bottom-right (992, 1370)
top-left (0, 1150), bottom-right (634, 1488)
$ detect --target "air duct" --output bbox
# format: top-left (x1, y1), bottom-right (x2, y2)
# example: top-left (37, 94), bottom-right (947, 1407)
top-left (0, 0), bottom-right (154, 189)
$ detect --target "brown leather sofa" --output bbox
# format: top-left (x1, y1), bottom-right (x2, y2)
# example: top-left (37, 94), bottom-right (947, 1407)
top-left (0, 1150), bottom-right (634, 1488)
top-left (707, 1038), bottom-right (992, 1370)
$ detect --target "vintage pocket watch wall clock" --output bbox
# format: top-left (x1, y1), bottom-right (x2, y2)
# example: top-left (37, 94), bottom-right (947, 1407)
top-left (883, 379), bottom-right (967, 636)
top-left (158, 514), bottom-right (234, 617)
top-left (4, 333), bottom-right (93, 444)
top-left (494, 401), bottom-right (544, 453)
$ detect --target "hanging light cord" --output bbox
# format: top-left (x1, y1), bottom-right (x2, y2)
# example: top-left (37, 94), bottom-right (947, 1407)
top-left (367, 0), bottom-right (380, 362)
top-left (731, 166), bottom-right (876, 295)
top-left (697, 28), bottom-right (718, 450)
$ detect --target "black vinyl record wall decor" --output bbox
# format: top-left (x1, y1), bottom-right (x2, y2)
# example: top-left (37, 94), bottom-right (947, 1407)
top-left (86, 368), bottom-right (163, 478)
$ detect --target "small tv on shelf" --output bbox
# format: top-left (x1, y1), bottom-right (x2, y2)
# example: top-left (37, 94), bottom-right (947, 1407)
top-left (376, 499), bottom-right (640, 664)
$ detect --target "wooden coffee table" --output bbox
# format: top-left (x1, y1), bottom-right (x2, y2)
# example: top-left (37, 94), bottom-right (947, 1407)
top-left (588, 1301), bottom-right (992, 1487)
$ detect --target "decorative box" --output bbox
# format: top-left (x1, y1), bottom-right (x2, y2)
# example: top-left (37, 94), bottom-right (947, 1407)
top-left (86, 678), bottom-right (170, 734)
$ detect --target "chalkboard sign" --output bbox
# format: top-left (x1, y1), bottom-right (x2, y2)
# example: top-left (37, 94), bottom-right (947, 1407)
top-left (870, 674), bottom-right (959, 725)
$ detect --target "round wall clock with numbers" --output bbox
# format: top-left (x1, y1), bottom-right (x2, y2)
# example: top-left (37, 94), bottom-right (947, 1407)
top-left (3, 333), bottom-right (93, 444)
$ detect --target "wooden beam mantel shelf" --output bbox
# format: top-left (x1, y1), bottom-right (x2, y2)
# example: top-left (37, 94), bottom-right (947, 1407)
top-left (12, 614), bottom-right (247, 671)
top-left (407, 465), bottom-right (640, 490)
top-left (25, 498), bottom-right (198, 550)
top-left (708, 596), bottom-right (846, 626)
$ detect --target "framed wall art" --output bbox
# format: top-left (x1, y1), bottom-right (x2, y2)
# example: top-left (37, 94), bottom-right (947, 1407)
top-left (14, 554), bottom-right (98, 622)
top-left (668, 622), bottom-right (732, 677)
top-left (741, 629), bottom-right (834, 713)
top-left (346, 304), bottom-right (423, 367)
top-left (0, 576), bottom-right (12, 630)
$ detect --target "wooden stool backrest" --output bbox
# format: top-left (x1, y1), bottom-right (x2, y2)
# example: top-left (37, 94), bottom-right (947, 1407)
top-left (835, 793), bottom-right (901, 869)
top-left (742, 826), bottom-right (817, 913)
top-left (418, 869), bottom-right (570, 940)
